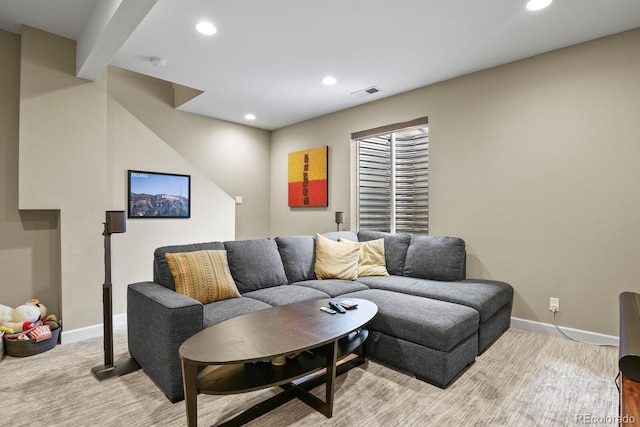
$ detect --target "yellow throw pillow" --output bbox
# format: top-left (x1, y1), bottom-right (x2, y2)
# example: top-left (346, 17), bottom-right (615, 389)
top-left (165, 250), bottom-right (241, 304)
top-left (339, 237), bottom-right (389, 277)
top-left (314, 233), bottom-right (360, 280)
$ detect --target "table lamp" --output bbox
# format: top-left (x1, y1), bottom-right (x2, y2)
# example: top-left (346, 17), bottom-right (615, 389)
top-left (335, 211), bottom-right (344, 232)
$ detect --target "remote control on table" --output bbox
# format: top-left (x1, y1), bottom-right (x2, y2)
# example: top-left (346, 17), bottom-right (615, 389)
top-left (328, 301), bottom-right (347, 313)
top-left (320, 307), bottom-right (337, 314)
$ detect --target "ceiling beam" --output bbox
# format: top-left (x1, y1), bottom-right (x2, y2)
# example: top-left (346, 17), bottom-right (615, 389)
top-left (76, 0), bottom-right (158, 81)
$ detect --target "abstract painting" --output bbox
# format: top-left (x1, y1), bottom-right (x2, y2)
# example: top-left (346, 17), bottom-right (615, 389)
top-left (288, 146), bottom-right (328, 207)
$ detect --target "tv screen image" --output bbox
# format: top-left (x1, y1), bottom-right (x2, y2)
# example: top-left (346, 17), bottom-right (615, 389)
top-left (128, 170), bottom-right (190, 218)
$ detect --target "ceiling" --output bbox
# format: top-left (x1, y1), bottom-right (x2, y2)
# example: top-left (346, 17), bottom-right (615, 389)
top-left (1, 0), bottom-right (639, 130)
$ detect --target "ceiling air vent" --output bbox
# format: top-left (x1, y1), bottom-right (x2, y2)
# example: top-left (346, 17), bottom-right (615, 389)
top-left (351, 86), bottom-right (382, 98)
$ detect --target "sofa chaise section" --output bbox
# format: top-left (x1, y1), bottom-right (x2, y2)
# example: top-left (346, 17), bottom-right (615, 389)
top-left (356, 230), bottom-right (513, 353)
top-left (356, 276), bottom-right (512, 353)
top-left (340, 288), bottom-right (479, 387)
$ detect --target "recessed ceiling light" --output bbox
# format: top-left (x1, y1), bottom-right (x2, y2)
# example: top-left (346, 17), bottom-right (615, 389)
top-left (196, 21), bottom-right (217, 35)
top-left (526, 0), bottom-right (552, 11)
top-left (244, 114), bottom-right (256, 120)
top-left (322, 76), bottom-right (337, 86)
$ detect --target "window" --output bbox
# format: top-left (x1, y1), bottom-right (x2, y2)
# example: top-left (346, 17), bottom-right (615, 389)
top-left (353, 117), bottom-right (428, 234)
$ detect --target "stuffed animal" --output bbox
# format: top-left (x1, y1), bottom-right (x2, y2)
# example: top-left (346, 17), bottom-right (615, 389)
top-left (43, 314), bottom-right (60, 331)
top-left (0, 299), bottom-right (47, 333)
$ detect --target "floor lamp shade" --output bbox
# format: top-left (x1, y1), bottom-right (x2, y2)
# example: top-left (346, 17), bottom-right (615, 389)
top-left (105, 210), bottom-right (126, 234)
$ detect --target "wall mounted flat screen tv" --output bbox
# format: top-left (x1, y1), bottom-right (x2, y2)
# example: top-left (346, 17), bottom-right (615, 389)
top-left (128, 170), bottom-right (191, 218)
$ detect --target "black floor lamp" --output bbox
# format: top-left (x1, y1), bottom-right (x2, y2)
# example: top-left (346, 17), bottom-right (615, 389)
top-left (91, 210), bottom-right (140, 381)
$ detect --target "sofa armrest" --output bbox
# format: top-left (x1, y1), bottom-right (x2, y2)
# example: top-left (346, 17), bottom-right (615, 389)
top-left (127, 281), bottom-right (203, 402)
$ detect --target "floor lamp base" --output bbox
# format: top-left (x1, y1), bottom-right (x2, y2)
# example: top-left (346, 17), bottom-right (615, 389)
top-left (91, 357), bottom-right (141, 381)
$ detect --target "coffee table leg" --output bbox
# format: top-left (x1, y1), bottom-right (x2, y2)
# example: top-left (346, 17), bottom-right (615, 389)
top-left (325, 340), bottom-right (338, 418)
top-left (181, 359), bottom-right (199, 427)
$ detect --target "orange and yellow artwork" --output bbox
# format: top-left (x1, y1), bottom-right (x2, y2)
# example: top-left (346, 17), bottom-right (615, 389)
top-left (288, 146), bottom-right (328, 207)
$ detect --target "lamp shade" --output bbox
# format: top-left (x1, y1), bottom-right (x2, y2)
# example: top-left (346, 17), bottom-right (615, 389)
top-left (105, 211), bottom-right (126, 234)
top-left (335, 211), bottom-right (345, 225)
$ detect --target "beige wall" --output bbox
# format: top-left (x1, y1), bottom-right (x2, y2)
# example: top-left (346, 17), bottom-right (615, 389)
top-left (107, 69), bottom-right (272, 240)
top-left (106, 97), bottom-right (236, 314)
top-left (0, 30), bottom-right (60, 316)
top-left (12, 27), bottom-right (246, 336)
top-left (19, 26), bottom-right (106, 331)
top-left (271, 29), bottom-right (640, 336)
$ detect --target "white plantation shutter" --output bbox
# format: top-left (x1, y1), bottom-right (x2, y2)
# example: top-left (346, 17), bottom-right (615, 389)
top-left (357, 136), bottom-right (392, 231)
top-left (395, 131), bottom-right (429, 234)
top-left (354, 118), bottom-right (428, 234)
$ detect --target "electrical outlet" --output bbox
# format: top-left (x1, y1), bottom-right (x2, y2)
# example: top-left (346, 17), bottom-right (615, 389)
top-left (549, 297), bottom-right (559, 312)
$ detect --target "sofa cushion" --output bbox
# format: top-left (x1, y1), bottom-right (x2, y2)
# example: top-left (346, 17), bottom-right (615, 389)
top-left (202, 297), bottom-right (272, 328)
top-left (403, 235), bottom-right (466, 281)
top-left (154, 241), bottom-right (225, 291)
top-left (314, 233), bottom-right (359, 280)
top-left (275, 235), bottom-right (317, 283)
top-left (224, 239), bottom-right (289, 293)
top-left (165, 250), bottom-right (241, 304)
top-left (242, 285), bottom-right (329, 306)
top-left (340, 289), bottom-right (479, 352)
top-left (357, 230), bottom-right (411, 276)
top-left (291, 279), bottom-right (370, 297)
top-left (356, 275), bottom-right (513, 322)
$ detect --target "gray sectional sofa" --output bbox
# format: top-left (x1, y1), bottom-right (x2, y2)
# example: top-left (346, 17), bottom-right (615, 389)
top-left (127, 230), bottom-right (513, 403)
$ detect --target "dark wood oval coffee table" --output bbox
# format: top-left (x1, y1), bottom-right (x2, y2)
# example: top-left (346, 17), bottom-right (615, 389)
top-left (179, 297), bottom-right (377, 426)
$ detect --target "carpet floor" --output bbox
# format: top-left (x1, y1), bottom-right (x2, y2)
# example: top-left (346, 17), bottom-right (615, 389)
top-left (0, 326), bottom-right (618, 426)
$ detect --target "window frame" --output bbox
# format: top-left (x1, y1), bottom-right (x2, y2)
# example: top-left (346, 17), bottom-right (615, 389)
top-left (351, 116), bottom-right (429, 234)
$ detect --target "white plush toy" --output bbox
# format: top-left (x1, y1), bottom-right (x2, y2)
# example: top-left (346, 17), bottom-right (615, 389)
top-left (0, 299), bottom-right (47, 333)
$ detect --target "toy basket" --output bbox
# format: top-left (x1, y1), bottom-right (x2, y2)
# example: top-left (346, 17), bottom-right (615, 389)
top-left (3, 327), bottom-right (60, 357)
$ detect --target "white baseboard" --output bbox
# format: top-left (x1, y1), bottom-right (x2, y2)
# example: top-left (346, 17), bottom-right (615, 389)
top-left (60, 313), bottom-right (127, 345)
top-left (510, 316), bottom-right (619, 347)
top-left (57, 313), bottom-right (619, 347)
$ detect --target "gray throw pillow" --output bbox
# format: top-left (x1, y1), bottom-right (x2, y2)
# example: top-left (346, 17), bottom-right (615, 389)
top-left (224, 238), bottom-right (289, 293)
top-left (275, 235), bottom-right (317, 283)
top-left (403, 235), bottom-right (466, 281)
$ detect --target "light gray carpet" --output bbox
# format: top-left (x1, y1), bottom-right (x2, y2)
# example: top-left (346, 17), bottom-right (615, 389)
top-left (0, 326), bottom-right (618, 426)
